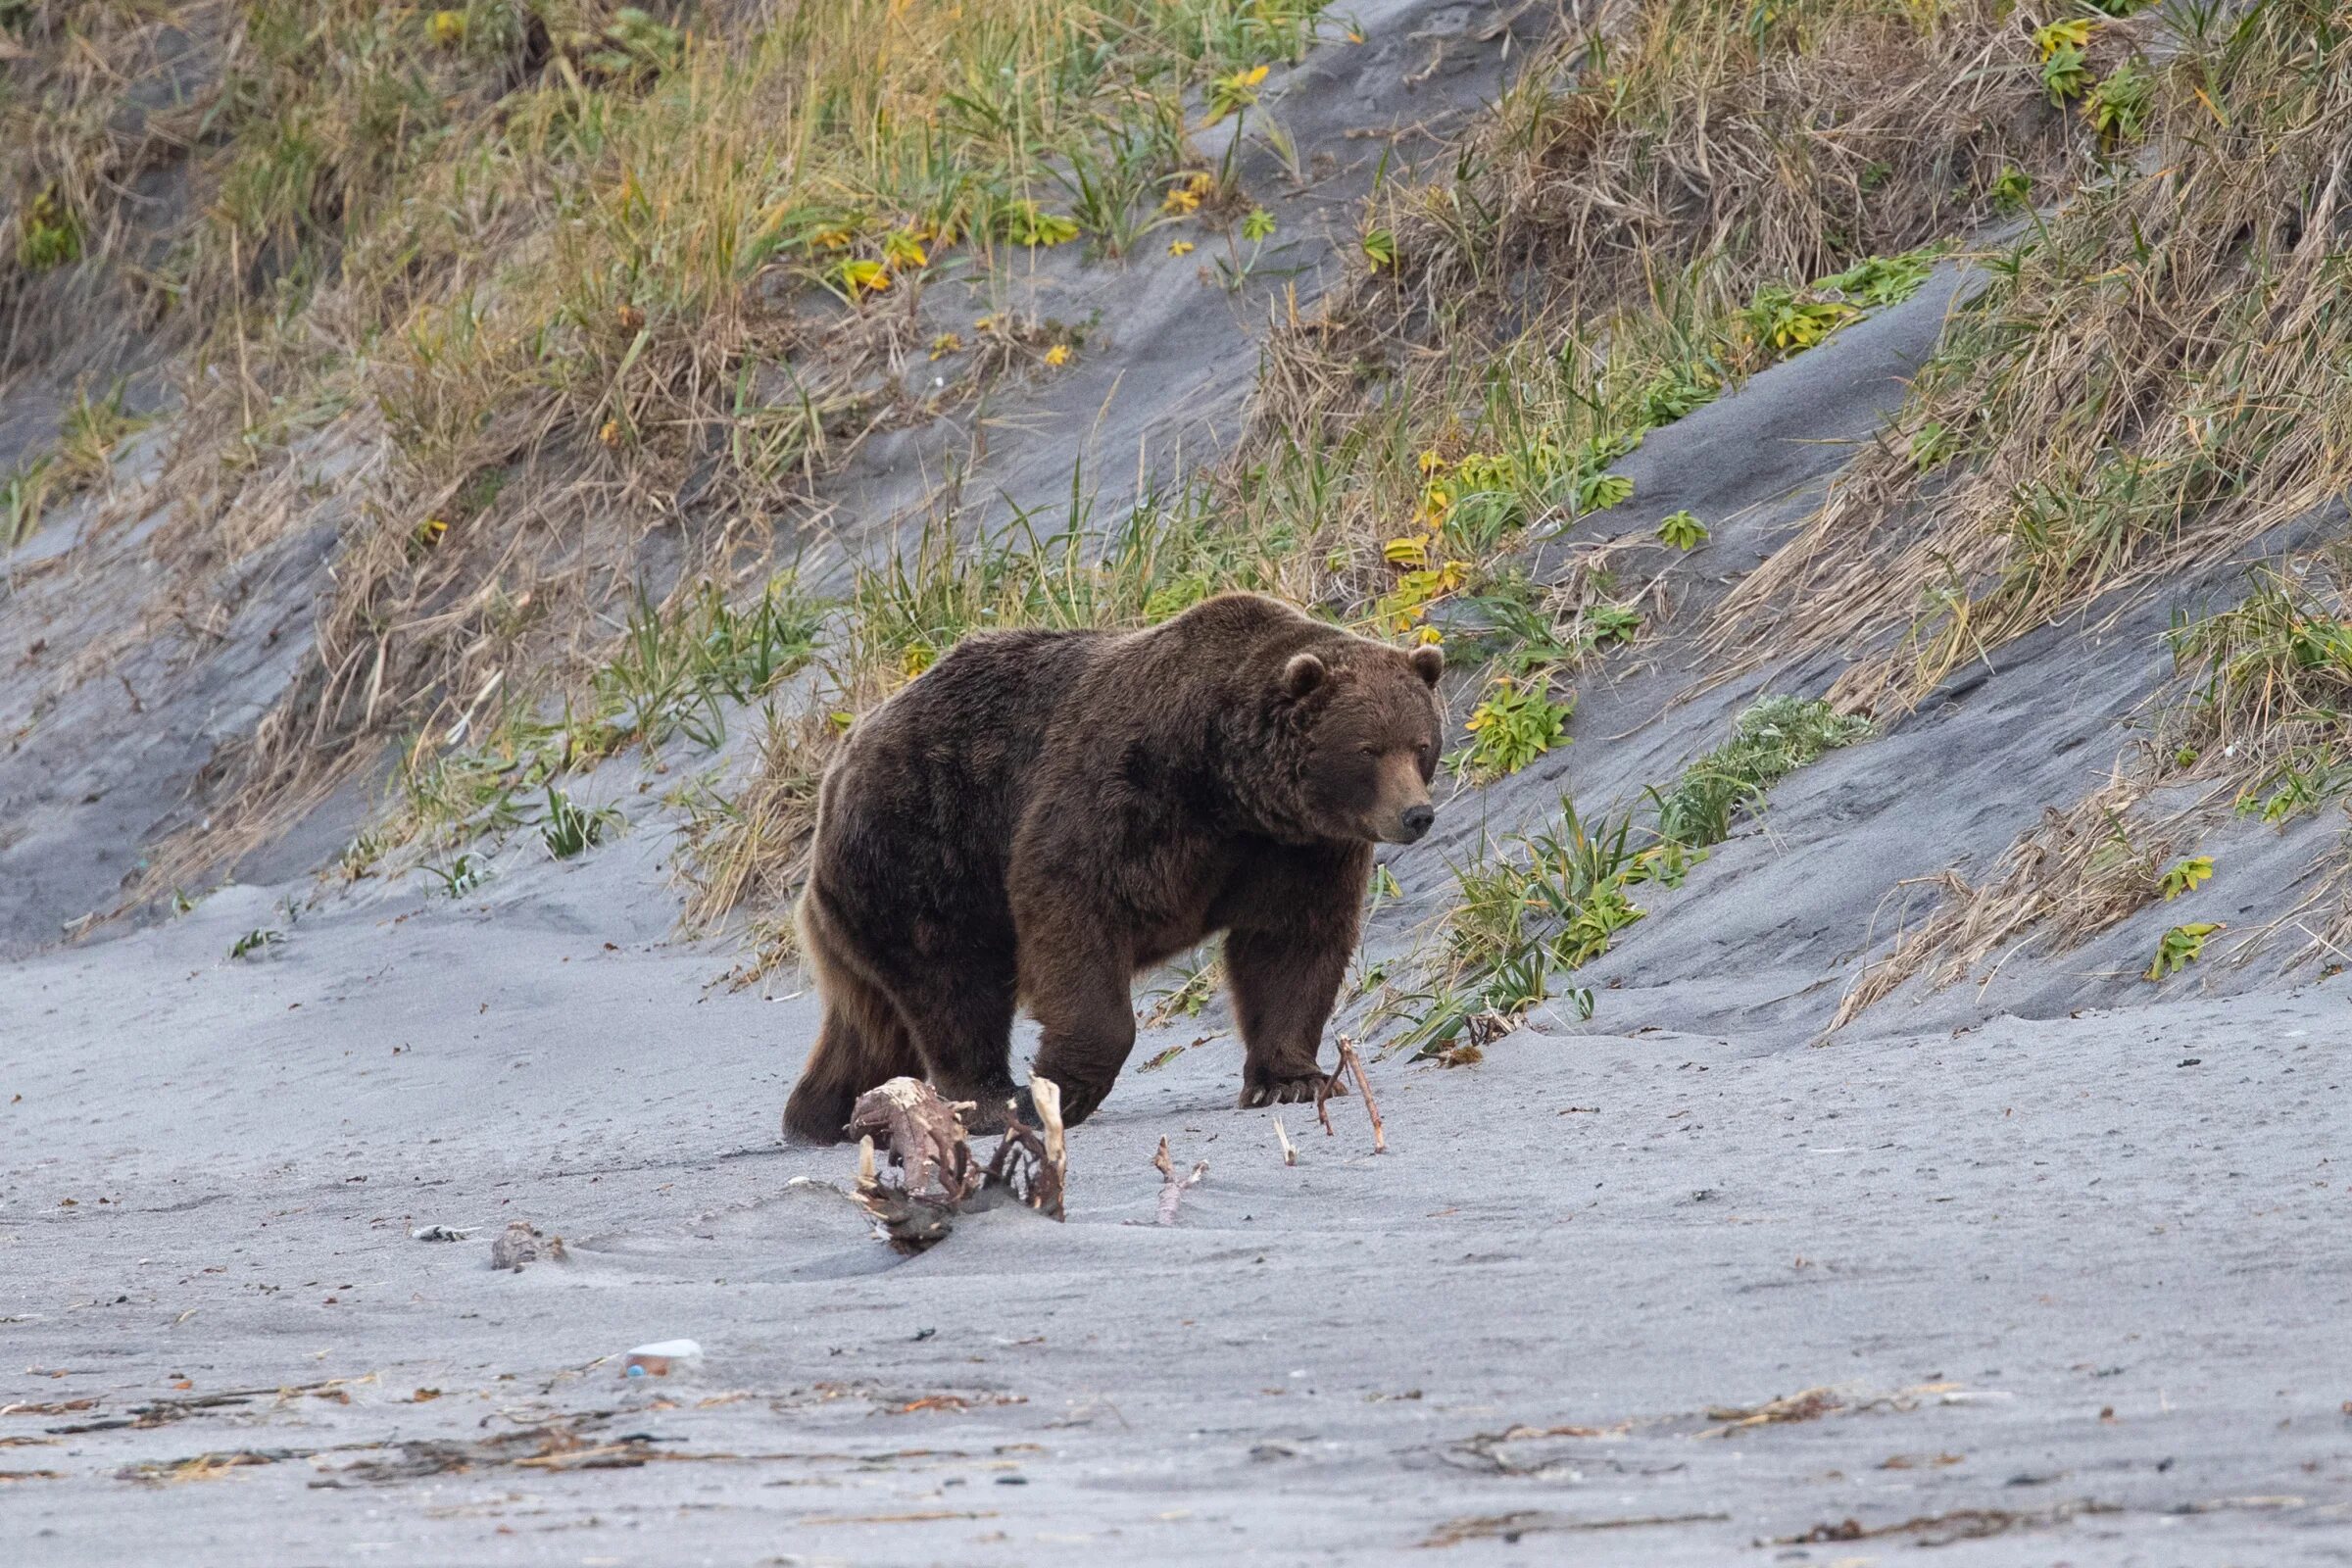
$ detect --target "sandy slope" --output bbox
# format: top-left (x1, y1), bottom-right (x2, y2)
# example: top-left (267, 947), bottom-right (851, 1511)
top-left (5, 3), bottom-right (2352, 1562)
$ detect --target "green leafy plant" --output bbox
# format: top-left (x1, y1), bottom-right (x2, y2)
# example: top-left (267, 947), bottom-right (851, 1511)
top-left (2041, 43), bottom-right (2093, 102)
top-left (1581, 603), bottom-right (1642, 650)
top-left (2159, 856), bottom-right (2214, 901)
top-left (1743, 284), bottom-right (1860, 354)
top-left (1908, 420), bottom-right (1960, 472)
top-left (430, 853), bottom-right (488, 897)
top-left (2146, 921), bottom-right (2222, 980)
top-left (539, 788), bottom-right (619, 859)
top-left (1819, 248), bottom-right (1936, 308)
top-left (2085, 61), bottom-right (2153, 141)
top-left (1461, 676), bottom-right (1573, 779)
top-left (1657, 510), bottom-right (1710, 550)
top-left (997, 201), bottom-right (1082, 247)
top-left (1573, 470), bottom-right (1636, 513)
top-left (1651, 696), bottom-right (1872, 850)
top-left (229, 928), bottom-right (284, 960)
top-left (15, 187), bottom-right (81, 270)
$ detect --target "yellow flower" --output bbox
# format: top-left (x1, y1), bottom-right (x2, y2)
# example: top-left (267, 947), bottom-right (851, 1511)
top-left (1414, 625), bottom-right (1444, 647)
top-left (1383, 535), bottom-right (1431, 566)
top-left (1417, 448), bottom-right (1446, 475)
top-left (1162, 185), bottom-right (1201, 217)
top-left (812, 226), bottom-right (854, 251)
top-left (1187, 172), bottom-right (1215, 197)
top-left (883, 230), bottom-right (928, 270)
top-left (426, 10), bottom-right (466, 46)
top-left (928, 332), bottom-right (963, 360)
top-left (597, 419), bottom-right (622, 448)
top-left (1044, 343), bottom-right (1071, 368)
top-left (1167, 239), bottom-right (1195, 257)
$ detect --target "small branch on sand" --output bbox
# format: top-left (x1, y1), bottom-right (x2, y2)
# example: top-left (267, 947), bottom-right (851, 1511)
top-left (1273, 1114), bottom-right (1298, 1167)
top-left (1151, 1136), bottom-right (1207, 1225)
top-left (1337, 1036), bottom-right (1387, 1153)
top-left (1313, 1072), bottom-right (1338, 1137)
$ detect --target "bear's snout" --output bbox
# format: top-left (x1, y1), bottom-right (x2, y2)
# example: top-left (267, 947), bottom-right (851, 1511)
top-left (1398, 803), bottom-right (1436, 843)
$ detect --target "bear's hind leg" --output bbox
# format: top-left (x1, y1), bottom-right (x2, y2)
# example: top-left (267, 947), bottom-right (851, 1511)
top-left (783, 996), bottom-right (921, 1145)
top-left (782, 892), bottom-right (924, 1145)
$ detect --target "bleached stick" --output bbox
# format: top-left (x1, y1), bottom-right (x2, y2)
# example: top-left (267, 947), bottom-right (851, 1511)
top-left (1337, 1036), bottom-right (1386, 1154)
top-left (1152, 1136), bottom-right (1207, 1225)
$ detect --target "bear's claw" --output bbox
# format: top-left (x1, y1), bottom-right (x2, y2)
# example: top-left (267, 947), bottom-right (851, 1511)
top-left (1238, 1072), bottom-right (1347, 1109)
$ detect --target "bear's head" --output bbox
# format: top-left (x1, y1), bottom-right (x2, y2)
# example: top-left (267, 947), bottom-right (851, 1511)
top-left (1277, 641), bottom-right (1446, 845)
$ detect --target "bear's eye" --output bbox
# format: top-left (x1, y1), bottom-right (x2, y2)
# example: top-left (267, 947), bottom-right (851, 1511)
top-left (1359, 745), bottom-right (1379, 759)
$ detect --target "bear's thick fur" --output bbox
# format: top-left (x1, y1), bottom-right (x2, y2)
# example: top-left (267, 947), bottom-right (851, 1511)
top-left (783, 592), bottom-right (1445, 1143)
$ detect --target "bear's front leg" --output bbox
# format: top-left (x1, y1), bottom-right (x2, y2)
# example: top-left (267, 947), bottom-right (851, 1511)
top-left (1024, 941), bottom-right (1139, 1129)
top-left (1225, 919), bottom-right (1354, 1107)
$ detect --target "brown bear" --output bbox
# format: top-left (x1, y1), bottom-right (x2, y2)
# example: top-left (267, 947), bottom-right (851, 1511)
top-left (782, 592), bottom-right (1444, 1144)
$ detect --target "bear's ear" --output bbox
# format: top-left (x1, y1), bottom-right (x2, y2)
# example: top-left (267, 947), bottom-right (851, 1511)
top-left (1408, 644), bottom-right (1445, 686)
top-left (1282, 652), bottom-right (1327, 698)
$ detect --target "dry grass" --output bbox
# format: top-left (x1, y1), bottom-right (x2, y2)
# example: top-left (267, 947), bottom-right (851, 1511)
top-left (1832, 532), bottom-right (2352, 1024)
top-left (1257, 0), bottom-right (2080, 433)
top-left (1830, 772), bottom-right (2181, 1026)
top-left (9, 0), bottom-right (1329, 909)
top-left (1711, 0), bottom-right (2352, 716)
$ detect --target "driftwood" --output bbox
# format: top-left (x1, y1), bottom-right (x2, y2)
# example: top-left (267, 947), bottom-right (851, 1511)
top-left (1336, 1036), bottom-right (1388, 1153)
top-left (982, 1076), bottom-right (1066, 1221)
top-left (847, 1078), bottom-right (979, 1204)
top-left (848, 1076), bottom-right (1067, 1251)
top-left (488, 1220), bottom-right (566, 1272)
top-left (1152, 1136), bottom-right (1207, 1225)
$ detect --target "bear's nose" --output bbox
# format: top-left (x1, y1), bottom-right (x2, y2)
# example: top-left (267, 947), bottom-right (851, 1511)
top-left (1400, 804), bottom-right (1435, 842)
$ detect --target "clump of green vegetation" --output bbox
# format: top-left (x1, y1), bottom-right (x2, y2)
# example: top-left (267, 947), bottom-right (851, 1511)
top-left (2146, 921), bottom-right (2221, 981)
top-left (1656, 510), bottom-right (1709, 550)
top-left (2158, 562), bottom-right (2352, 824)
top-left (15, 187), bottom-right (82, 270)
top-left (228, 927), bottom-right (284, 960)
top-left (1650, 697), bottom-right (1873, 848)
top-left (538, 787), bottom-right (619, 860)
top-left (1398, 695), bottom-right (1867, 1053)
top-left (341, 570), bottom-right (821, 878)
top-left (1460, 677), bottom-right (1574, 780)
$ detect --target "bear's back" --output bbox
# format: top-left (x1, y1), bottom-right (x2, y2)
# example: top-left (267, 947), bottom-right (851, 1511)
top-left (826, 626), bottom-right (1107, 853)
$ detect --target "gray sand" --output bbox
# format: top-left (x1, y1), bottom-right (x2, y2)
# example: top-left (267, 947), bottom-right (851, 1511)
top-left (6, 3), bottom-right (2352, 1562)
top-left (5, 863), bottom-right (2347, 1564)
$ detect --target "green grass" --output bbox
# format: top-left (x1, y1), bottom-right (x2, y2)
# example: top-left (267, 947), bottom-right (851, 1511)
top-left (1396, 696), bottom-right (1868, 1054)
top-left (1649, 697), bottom-right (1873, 849)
